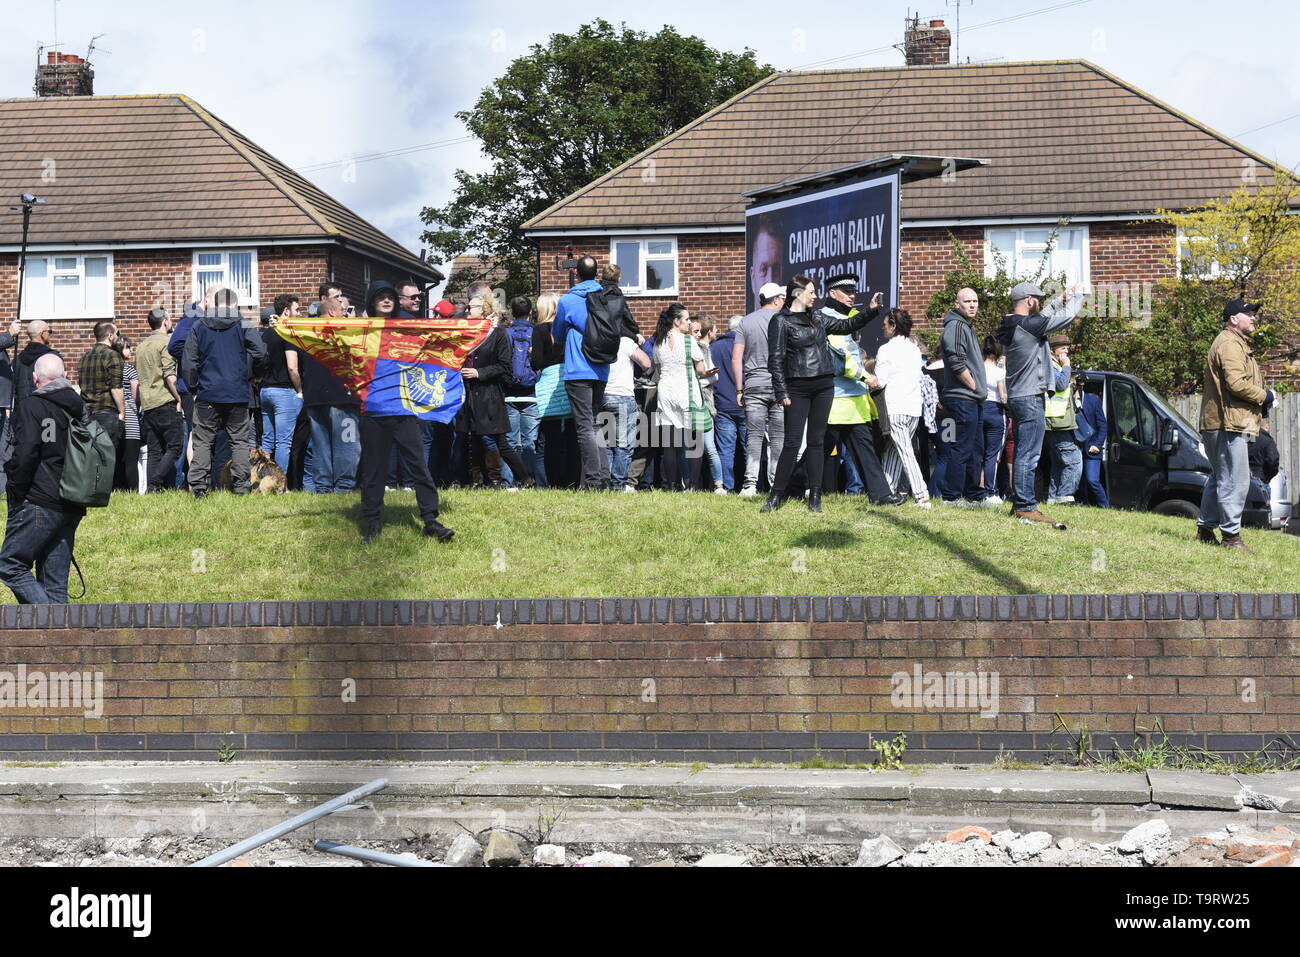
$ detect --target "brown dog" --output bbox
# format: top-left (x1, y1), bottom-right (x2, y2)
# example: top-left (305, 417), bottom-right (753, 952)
top-left (219, 449), bottom-right (288, 494)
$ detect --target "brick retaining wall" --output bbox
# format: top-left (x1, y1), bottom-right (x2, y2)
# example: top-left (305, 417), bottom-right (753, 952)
top-left (0, 594), bottom-right (1296, 764)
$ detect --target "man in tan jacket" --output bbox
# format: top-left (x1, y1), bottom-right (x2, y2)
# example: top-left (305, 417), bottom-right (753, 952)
top-left (1197, 299), bottom-right (1274, 550)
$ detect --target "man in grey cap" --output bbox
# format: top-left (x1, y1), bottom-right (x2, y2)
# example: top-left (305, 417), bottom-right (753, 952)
top-left (995, 281), bottom-right (1084, 526)
top-left (1197, 299), bottom-right (1274, 550)
top-left (733, 281), bottom-right (786, 496)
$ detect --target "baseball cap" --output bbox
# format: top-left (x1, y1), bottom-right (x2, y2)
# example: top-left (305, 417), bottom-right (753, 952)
top-left (1010, 282), bottom-right (1046, 302)
top-left (432, 300), bottom-right (456, 318)
top-left (1048, 334), bottom-right (1071, 349)
top-left (759, 282), bottom-right (785, 301)
top-left (1222, 299), bottom-right (1261, 320)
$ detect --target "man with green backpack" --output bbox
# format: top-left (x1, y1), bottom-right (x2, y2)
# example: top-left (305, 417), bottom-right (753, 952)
top-left (0, 353), bottom-right (114, 604)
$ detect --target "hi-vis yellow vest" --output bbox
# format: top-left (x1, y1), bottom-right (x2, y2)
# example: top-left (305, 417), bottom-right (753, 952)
top-left (1045, 356), bottom-right (1074, 428)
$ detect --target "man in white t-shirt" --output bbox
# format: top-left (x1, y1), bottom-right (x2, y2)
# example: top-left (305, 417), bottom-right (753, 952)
top-left (733, 281), bottom-right (786, 496)
top-left (601, 335), bottom-right (650, 491)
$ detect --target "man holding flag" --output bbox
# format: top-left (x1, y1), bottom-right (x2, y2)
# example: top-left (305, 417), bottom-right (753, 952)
top-left (273, 280), bottom-right (491, 544)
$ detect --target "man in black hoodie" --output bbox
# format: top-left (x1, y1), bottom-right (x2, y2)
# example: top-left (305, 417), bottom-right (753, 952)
top-left (0, 353), bottom-right (87, 604)
top-left (14, 320), bottom-right (61, 409)
top-left (355, 280), bottom-right (454, 544)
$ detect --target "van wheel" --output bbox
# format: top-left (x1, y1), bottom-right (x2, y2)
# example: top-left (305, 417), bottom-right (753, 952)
top-left (1154, 499), bottom-right (1199, 520)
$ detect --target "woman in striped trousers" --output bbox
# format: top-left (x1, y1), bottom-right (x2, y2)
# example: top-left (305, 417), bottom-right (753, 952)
top-left (873, 310), bottom-right (931, 508)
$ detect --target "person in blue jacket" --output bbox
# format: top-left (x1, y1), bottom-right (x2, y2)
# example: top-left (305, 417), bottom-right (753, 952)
top-left (553, 255), bottom-right (611, 491)
top-left (1074, 379), bottom-right (1109, 508)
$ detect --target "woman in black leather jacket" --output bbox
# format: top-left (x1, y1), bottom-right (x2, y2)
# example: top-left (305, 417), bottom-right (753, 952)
top-left (762, 273), bottom-right (877, 513)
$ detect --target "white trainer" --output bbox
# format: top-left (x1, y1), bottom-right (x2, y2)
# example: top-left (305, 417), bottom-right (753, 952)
top-left (739, 485), bottom-right (758, 498)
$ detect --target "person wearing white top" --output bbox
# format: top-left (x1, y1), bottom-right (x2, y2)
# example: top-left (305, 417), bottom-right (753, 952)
top-left (650, 303), bottom-right (710, 490)
top-left (873, 309), bottom-right (929, 506)
top-left (981, 336), bottom-right (1009, 502)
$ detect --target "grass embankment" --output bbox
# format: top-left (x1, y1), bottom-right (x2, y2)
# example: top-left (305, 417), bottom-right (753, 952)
top-left (38, 488), bottom-right (1300, 602)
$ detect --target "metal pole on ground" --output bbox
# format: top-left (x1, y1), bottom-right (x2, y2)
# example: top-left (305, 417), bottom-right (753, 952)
top-left (313, 840), bottom-right (445, 868)
top-left (190, 778), bottom-right (389, 868)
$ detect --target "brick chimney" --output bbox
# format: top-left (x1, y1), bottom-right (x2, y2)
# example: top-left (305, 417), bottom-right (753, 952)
top-left (35, 51), bottom-right (95, 97)
top-left (904, 17), bottom-right (951, 66)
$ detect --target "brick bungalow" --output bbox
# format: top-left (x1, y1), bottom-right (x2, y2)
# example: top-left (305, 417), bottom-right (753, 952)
top-left (522, 20), bottom-right (1294, 369)
top-left (0, 54), bottom-right (441, 378)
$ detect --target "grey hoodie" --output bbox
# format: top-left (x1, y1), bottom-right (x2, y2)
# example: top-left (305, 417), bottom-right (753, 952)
top-left (995, 295), bottom-right (1084, 400)
top-left (939, 309), bottom-right (987, 403)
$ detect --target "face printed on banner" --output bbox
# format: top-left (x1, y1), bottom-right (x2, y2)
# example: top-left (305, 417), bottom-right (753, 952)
top-left (750, 227), bottom-right (782, 305)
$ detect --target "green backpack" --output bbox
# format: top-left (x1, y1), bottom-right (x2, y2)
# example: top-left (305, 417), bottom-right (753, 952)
top-left (59, 410), bottom-right (115, 508)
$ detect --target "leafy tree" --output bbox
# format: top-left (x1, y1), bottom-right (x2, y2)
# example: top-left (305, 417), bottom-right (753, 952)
top-left (421, 20), bottom-right (773, 299)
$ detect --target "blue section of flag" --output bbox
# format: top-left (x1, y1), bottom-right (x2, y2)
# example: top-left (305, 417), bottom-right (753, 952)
top-left (365, 358), bottom-right (465, 422)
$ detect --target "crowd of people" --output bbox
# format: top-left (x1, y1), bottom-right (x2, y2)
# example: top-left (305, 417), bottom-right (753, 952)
top-left (0, 254), bottom-right (1279, 603)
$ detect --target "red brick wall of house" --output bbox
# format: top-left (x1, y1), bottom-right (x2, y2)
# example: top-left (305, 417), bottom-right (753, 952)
top-left (536, 223), bottom-right (1185, 340)
top-left (0, 245), bottom-right (416, 383)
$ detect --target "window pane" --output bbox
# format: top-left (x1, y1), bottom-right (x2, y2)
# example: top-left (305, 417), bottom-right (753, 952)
top-left (1023, 229), bottom-right (1051, 245)
top-left (1056, 229), bottom-right (1082, 251)
top-left (1112, 382), bottom-right (1139, 444)
top-left (55, 256), bottom-right (77, 270)
top-left (229, 252), bottom-right (253, 298)
top-left (21, 258), bottom-right (50, 319)
top-left (615, 242), bottom-right (640, 286)
top-left (53, 275), bottom-right (81, 315)
top-left (647, 240), bottom-right (673, 256)
top-left (646, 259), bottom-right (675, 291)
top-left (196, 270), bottom-right (225, 299)
top-left (987, 229), bottom-right (1015, 254)
top-left (197, 252), bottom-right (222, 267)
top-left (1137, 397), bottom-right (1158, 447)
top-left (84, 257), bottom-right (110, 314)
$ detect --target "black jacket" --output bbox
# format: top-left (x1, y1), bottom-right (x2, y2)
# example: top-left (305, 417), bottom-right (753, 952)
top-left (530, 322), bottom-right (564, 371)
top-left (0, 331), bottom-right (15, 409)
top-left (14, 341), bottom-right (60, 408)
top-left (455, 325), bottom-right (512, 435)
top-left (4, 379), bottom-right (87, 515)
top-left (1249, 428), bottom-right (1280, 484)
top-left (767, 302), bottom-right (875, 402)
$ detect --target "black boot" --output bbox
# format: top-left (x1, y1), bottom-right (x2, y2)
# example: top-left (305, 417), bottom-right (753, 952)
top-left (362, 520), bottom-right (381, 545)
top-left (760, 491), bottom-right (782, 513)
top-left (484, 447), bottom-right (504, 488)
top-left (423, 520), bottom-right (455, 543)
top-left (808, 489), bottom-right (822, 513)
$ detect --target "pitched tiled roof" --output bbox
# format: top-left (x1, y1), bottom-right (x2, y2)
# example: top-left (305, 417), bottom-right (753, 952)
top-left (524, 60), bottom-right (1294, 232)
top-left (0, 94), bottom-right (440, 280)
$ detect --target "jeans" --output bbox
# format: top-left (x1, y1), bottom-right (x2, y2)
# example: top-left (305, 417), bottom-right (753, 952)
top-left (1007, 394), bottom-right (1047, 512)
top-left (565, 379), bottom-right (610, 490)
top-left (190, 401), bottom-right (253, 494)
top-left (702, 427), bottom-right (722, 488)
top-left (939, 396), bottom-right (984, 502)
top-left (306, 405), bottom-right (361, 492)
top-left (259, 387), bottom-right (303, 473)
top-left (743, 388), bottom-right (783, 489)
top-left (505, 401), bottom-right (542, 487)
top-left (1081, 454), bottom-right (1109, 508)
top-left (91, 410), bottom-right (123, 452)
top-left (1198, 429), bottom-right (1249, 535)
top-left (600, 393), bottom-right (638, 488)
top-left (981, 401), bottom-right (1006, 493)
top-left (1046, 430), bottom-right (1083, 500)
top-left (713, 408), bottom-right (746, 491)
top-left (0, 503), bottom-right (81, 604)
top-left (140, 404), bottom-right (183, 493)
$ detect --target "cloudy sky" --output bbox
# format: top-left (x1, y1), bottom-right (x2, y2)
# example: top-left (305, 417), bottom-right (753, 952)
top-left (6, 0), bottom-right (1298, 267)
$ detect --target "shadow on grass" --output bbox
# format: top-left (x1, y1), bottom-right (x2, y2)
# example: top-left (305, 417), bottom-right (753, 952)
top-left (872, 509), bottom-right (1035, 593)
top-left (792, 528), bottom-right (860, 550)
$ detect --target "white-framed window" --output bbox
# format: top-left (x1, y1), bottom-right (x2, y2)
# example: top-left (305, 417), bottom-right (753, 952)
top-left (610, 237), bottom-right (678, 296)
top-left (985, 225), bottom-right (1090, 289)
top-left (19, 252), bottom-right (114, 320)
top-left (193, 249), bottom-right (258, 307)
top-left (1175, 228), bottom-right (1230, 280)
